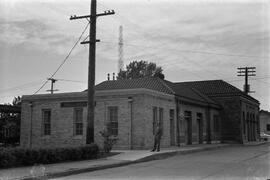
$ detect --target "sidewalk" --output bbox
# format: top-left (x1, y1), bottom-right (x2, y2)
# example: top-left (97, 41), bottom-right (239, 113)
top-left (0, 143), bottom-right (228, 180)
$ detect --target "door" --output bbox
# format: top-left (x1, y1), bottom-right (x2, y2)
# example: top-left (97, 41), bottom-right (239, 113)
top-left (170, 109), bottom-right (175, 146)
top-left (185, 111), bottom-right (192, 145)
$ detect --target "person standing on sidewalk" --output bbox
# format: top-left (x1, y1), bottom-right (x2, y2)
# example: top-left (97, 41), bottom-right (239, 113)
top-left (151, 123), bottom-right (162, 152)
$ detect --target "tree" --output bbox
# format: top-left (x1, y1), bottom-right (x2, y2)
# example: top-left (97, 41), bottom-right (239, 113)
top-left (12, 96), bottom-right (21, 106)
top-left (117, 60), bottom-right (165, 80)
top-left (0, 96), bottom-right (21, 146)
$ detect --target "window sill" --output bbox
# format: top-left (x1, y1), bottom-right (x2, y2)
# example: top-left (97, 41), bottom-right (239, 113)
top-left (73, 135), bottom-right (83, 139)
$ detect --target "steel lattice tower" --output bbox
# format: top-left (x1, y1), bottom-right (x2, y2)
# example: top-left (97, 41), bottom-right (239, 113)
top-left (118, 25), bottom-right (124, 72)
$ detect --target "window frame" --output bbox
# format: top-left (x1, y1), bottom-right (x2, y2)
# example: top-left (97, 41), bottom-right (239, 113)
top-left (73, 108), bottom-right (83, 136)
top-left (108, 106), bottom-right (118, 136)
top-left (42, 109), bottom-right (51, 136)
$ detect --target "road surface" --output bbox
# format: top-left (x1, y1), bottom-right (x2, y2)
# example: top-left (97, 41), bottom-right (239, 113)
top-left (53, 143), bottom-right (270, 180)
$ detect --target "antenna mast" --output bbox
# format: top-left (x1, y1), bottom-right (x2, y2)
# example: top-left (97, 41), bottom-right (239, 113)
top-left (118, 25), bottom-right (124, 72)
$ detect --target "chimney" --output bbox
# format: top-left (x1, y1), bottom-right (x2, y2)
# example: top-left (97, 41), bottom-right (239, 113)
top-left (113, 73), bottom-right (115, 80)
top-left (107, 73), bottom-right (110, 81)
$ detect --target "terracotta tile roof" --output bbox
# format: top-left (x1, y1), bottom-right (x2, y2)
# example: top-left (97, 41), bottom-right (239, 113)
top-left (95, 78), bottom-right (220, 107)
top-left (95, 77), bottom-right (174, 95)
top-left (94, 78), bottom-right (258, 106)
top-left (163, 80), bottom-right (217, 105)
top-left (180, 80), bottom-right (259, 103)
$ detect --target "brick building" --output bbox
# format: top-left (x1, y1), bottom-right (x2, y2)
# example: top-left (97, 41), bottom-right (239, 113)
top-left (20, 78), bottom-right (260, 149)
top-left (259, 110), bottom-right (270, 135)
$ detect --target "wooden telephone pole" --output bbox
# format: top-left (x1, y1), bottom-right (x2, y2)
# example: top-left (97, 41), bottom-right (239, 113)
top-left (70, 0), bottom-right (114, 144)
top-left (237, 67), bottom-right (256, 94)
top-left (46, 78), bottom-right (58, 94)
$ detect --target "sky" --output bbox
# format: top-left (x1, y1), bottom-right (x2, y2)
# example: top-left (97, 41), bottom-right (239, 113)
top-left (0, 0), bottom-right (269, 110)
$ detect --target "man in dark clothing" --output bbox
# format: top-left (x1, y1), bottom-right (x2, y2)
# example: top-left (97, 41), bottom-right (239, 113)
top-left (151, 123), bottom-right (162, 152)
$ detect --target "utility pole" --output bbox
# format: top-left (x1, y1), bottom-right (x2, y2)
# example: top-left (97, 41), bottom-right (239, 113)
top-left (70, 0), bottom-right (115, 144)
top-left (237, 67), bottom-right (256, 94)
top-left (46, 78), bottom-right (58, 94)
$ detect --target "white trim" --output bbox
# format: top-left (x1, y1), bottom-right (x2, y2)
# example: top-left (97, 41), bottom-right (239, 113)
top-left (22, 88), bottom-right (175, 102)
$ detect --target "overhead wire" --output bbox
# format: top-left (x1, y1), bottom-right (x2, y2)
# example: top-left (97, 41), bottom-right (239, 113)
top-left (33, 22), bottom-right (90, 95)
top-left (97, 2), bottom-right (270, 91)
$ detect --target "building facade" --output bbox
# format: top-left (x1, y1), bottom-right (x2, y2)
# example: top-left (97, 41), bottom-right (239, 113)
top-left (259, 110), bottom-right (270, 135)
top-left (20, 78), bottom-right (260, 149)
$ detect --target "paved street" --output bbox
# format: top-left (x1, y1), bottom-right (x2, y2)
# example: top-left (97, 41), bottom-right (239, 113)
top-left (53, 144), bottom-right (270, 180)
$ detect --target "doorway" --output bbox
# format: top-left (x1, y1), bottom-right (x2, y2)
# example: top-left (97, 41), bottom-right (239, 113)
top-left (184, 111), bottom-right (192, 145)
top-left (170, 109), bottom-right (175, 146)
top-left (197, 113), bottom-right (203, 144)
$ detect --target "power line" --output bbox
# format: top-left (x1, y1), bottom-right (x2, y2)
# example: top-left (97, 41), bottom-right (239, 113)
top-left (33, 22), bottom-right (90, 95)
top-left (70, 0), bottom-right (115, 144)
top-left (0, 80), bottom-right (43, 93)
top-left (56, 78), bottom-right (86, 83)
top-left (97, 2), bottom-right (268, 60)
top-left (100, 40), bottom-right (268, 60)
top-left (226, 76), bottom-right (270, 82)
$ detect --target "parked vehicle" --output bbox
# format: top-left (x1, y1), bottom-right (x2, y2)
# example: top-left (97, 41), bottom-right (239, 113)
top-left (260, 132), bottom-right (270, 141)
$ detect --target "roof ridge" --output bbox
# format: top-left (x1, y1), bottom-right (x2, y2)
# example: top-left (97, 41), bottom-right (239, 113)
top-left (220, 80), bottom-right (259, 103)
top-left (157, 78), bottom-right (176, 95)
top-left (176, 79), bottom-right (223, 84)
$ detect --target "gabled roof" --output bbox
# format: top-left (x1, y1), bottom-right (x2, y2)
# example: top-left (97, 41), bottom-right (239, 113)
top-left (94, 77), bottom-right (174, 95)
top-left (163, 80), bottom-right (218, 106)
top-left (180, 80), bottom-right (259, 103)
top-left (94, 78), bottom-right (220, 108)
top-left (93, 78), bottom-right (258, 107)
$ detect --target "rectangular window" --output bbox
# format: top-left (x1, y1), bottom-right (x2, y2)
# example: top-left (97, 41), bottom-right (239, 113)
top-left (267, 124), bottom-right (270, 131)
top-left (153, 107), bottom-right (158, 135)
top-left (108, 106), bottom-right (118, 136)
top-left (42, 109), bottom-right (51, 135)
top-left (74, 108), bottom-right (83, 135)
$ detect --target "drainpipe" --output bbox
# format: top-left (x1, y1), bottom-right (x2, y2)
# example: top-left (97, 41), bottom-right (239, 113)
top-left (29, 101), bottom-right (33, 148)
top-left (128, 97), bottom-right (133, 150)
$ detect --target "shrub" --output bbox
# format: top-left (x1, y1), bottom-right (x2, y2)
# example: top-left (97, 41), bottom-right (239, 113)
top-left (0, 143), bottom-right (99, 169)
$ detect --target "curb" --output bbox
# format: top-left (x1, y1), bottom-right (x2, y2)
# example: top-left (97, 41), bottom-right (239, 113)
top-left (242, 141), bottom-right (269, 146)
top-left (19, 144), bottom-right (229, 180)
top-left (135, 144), bottom-right (229, 163)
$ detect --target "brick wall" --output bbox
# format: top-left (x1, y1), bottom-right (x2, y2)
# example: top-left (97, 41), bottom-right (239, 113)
top-left (260, 112), bottom-right (270, 134)
top-left (21, 95), bottom-right (88, 148)
top-left (211, 96), bottom-right (259, 143)
top-left (177, 103), bottom-right (220, 145)
top-left (94, 90), bottom-right (175, 150)
top-left (211, 96), bottom-right (242, 142)
top-left (21, 90), bottom-right (176, 150)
